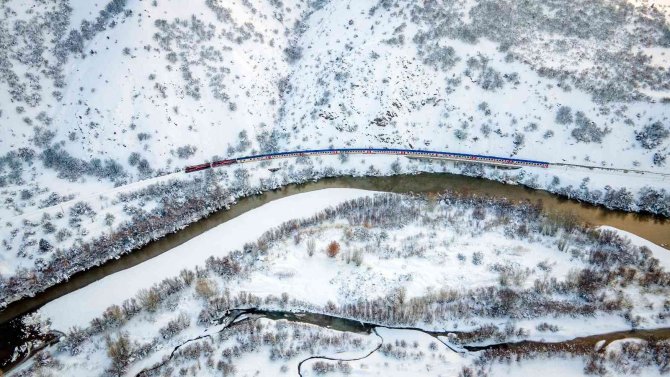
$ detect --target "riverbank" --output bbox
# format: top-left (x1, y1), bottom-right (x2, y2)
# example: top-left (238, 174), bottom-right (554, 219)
top-left (2, 153), bottom-right (668, 315)
top-left (7, 189), bottom-right (670, 376)
top-left (2, 173), bottom-right (669, 326)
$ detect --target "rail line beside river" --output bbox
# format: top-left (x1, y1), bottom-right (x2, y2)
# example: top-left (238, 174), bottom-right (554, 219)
top-left (185, 148), bottom-right (550, 173)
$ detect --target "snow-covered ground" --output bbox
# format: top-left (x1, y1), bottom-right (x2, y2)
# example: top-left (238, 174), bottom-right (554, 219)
top-left (300, 327), bottom-right (469, 377)
top-left (38, 189), bottom-right (670, 337)
top-left (1, 0), bottom-right (669, 307)
top-left (9, 190), bottom-right (670, 376)
top-left (40, 188), bottom-right (376, 329)
top-left (2, 0), bottom-right (669, 219)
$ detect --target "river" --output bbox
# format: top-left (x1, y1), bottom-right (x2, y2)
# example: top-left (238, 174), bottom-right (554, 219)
top-left (1, 173), bottom-right (668, 372)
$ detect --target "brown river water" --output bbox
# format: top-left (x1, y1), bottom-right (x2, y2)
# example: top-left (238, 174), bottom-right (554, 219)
top-left (1, 172), bottom-right (668, 324)
top-left (0, 173), bottom-right (668, 372)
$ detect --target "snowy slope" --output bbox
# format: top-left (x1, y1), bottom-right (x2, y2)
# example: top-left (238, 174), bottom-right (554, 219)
top-left (1, 0), bottom-right (668, 218)
top-left (1, 0), bottom-right (670, 307)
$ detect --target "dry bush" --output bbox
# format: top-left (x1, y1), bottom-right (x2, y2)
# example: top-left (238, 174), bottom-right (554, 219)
top-left (472, 251), bottom-right (484, 265)
top-left (137, 288), bottom-right (161, 312)
top-left (102, 304), bottom-right (126, 328)
top-left (493, 263), bottom-right (530, 287)
top-left (351, 250), bottom-right (364, 266)
top-left (536, 322), bottom-right (559, 332)
top-left (312, 361), bottom-right (335, 374)
top-left (473, 206), bottom-right (486, 220)
top-left (180, 268), bottom-right (195, 285)
top-left (106, 332), bottom-right (134, 376)
top-left (121, 298), bottom-right (141, 319)
top-left (459, 366), bottom-right (475, 377)
top-left (195, 278), bottom-right (217, 299)
top-left (326, 241), bottom-right (340, 258)
top-left (57, 325), bottom-right (87, 356)
top-left (159, 313), bottom-right (191, 339)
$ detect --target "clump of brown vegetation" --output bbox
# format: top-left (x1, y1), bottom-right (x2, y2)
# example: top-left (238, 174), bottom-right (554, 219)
top-left (326, 241), bottom-right (340, 258)
top-left (106, 332), bottom-right (134, 376)
top-left (195, 278), bottom-right (217, 299)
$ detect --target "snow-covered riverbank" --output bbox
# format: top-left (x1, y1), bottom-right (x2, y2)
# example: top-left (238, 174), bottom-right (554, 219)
top-left (40, 188), bottom-right (377, 329)
top-left (8, 190), bottom-right (669, 376)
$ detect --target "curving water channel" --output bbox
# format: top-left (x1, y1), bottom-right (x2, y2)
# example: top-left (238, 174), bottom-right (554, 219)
top-left (2, 173), bottom-right (669, 325)
top-left (1, 173), bottom-right (669, 372)
top-left (135, 308), bottom-right (670, 377)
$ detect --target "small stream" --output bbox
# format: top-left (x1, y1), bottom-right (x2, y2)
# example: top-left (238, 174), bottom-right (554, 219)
top-left (221, 308), bottom-right (458, 338)
top-left (134, 308), bottom-right (457, 376)
top-left (463, 327), bottom-right (670, 352)
top-left (134, 308), bottom-right (670, 377)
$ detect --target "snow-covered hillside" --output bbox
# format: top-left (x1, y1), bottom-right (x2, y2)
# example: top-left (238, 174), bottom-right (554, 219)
top-left (1, 0), bottom-right (669, 309)
top-left (1, 0), bottom-right (669, 214)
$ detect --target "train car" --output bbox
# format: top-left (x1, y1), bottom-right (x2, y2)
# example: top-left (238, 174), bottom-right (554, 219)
top-left (185, 163), bottom-right (211, 173)
top-left (211, 159), bottom-right (238, 168)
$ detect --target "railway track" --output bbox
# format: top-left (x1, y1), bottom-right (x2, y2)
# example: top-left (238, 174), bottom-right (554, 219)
top-left (185, 148), bottom-right (550, 173)
top-left (10, 147), bottom-right (665, 222)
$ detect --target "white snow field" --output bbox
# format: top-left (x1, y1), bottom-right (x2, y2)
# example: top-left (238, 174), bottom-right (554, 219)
top-left (1, 0), bottom-right (670, 309)
top-left (8, 190), bottom-right (670, 377)
top-left (40, 189), bottom-right (670, 334)
top-left (2, 1), bottom-right (670, 376)
top-left (40, 188), bottom-right (376, 329)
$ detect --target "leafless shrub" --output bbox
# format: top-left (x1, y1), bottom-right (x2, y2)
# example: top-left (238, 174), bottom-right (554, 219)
top-left (536, 322), bottom-right (559, 332)
top-left (137, 287), bottom-right (161, 312)
top-left (472, 251), bottom-right (484, 265)
top-left (195, 278), bottom-right (217, 299)
top-left (158, 313), bottom-right (190, 339)
top-left (307, 239), bottom-right (316, 257)
top-left (58, 326), bottom-right (87, 356)
top-left (101, 304), bottom-right (126, 328)
top-left (180, 269), bottom-right (195, 285)
top-left (351, 250), bottom-right (364, 266)
top-left (105, 332), bottom-right (134, 376)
